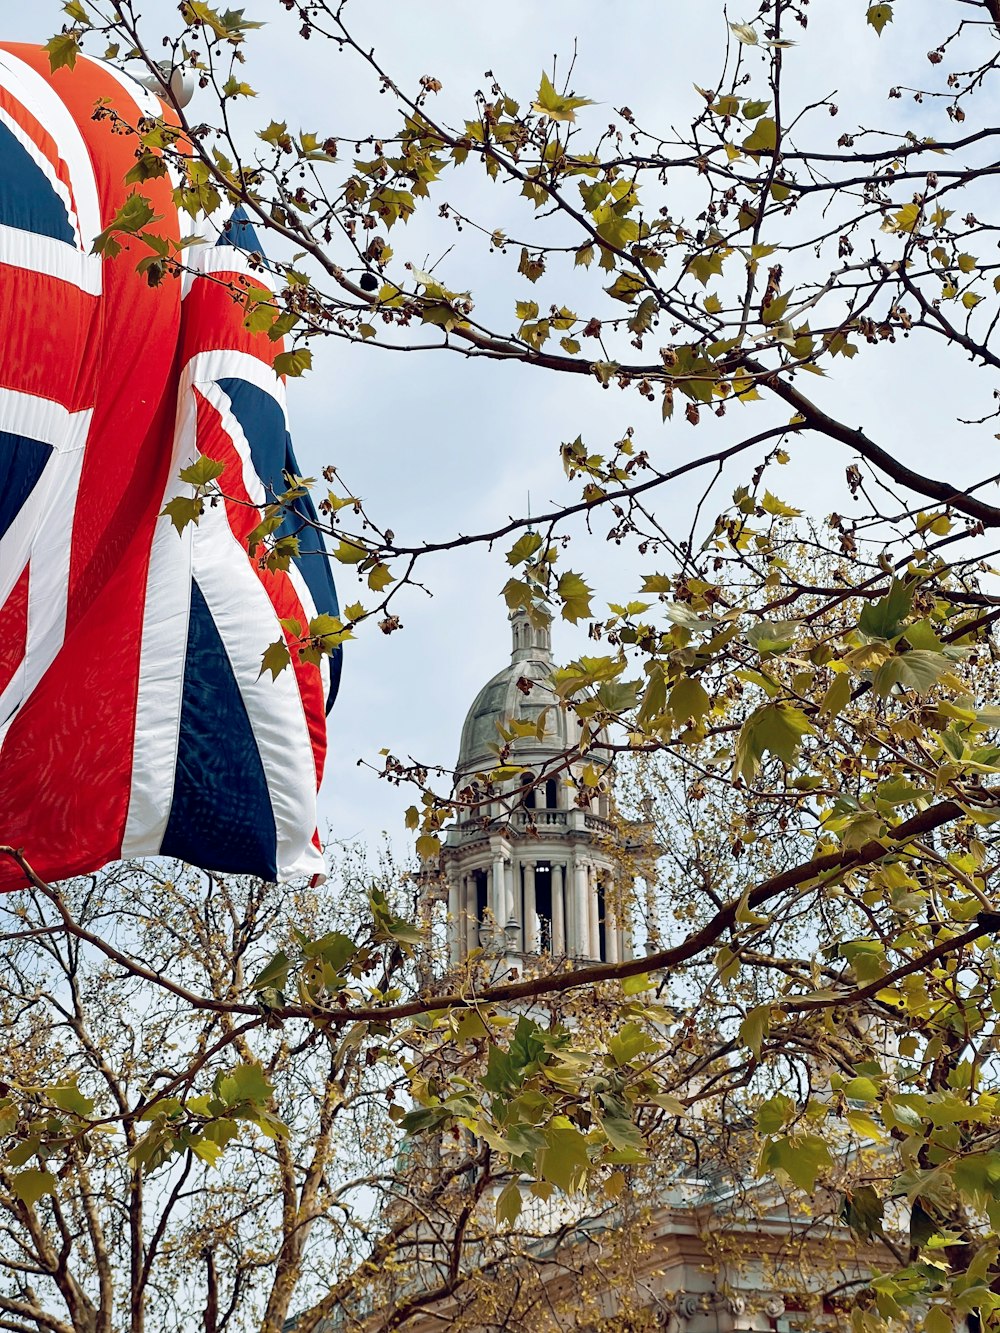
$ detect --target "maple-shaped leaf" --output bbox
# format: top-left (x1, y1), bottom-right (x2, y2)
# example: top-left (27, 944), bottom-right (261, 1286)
top-left (532, 71), bottom-right (594, 123)
top-left (259, 639), bottom-right (290, 680)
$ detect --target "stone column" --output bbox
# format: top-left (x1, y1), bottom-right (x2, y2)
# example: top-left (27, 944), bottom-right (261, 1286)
top-left (446, 869), bottom-right (461, 966)
top-left (575, 860), bottom-right (590, 959)
top-left (552, 862), bottom-right (566, 955)
top-left (464, 875), bottom-right (478, 954)
top-left (605, 880), bottom-right (620, 965)
top-left (491, 852), bottom-right (505, 925)
top-left (589, 867), bottom-right (601, 962)
top-left (620, 877), bottom-right (634, 961)
top-left (643, 875), bottom-right (661, 954)
top-left (523, 862), bottom-right (538, 953)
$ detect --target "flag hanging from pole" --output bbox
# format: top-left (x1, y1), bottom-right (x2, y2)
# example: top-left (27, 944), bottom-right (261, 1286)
top-left (0, 45), bottom-right (340, 890)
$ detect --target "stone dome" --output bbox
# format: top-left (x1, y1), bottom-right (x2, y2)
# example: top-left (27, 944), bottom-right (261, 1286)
top-left (455, 610), bottom-right (582, 779)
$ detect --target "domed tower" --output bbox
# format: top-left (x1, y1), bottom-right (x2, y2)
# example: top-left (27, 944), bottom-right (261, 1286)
top-left (440, 607), bottom-right (637, 974)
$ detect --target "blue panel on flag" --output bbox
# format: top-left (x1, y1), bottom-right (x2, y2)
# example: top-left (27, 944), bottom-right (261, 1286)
top-left (216, 377), bottom-right (342, 709)
top-left (0, 122), bottom-right (75, 244)
top-left (161, 578), bottom-right (278, 879)
top-left (0, 429), bottom-right (52, 541)
top-left (219, 205), bottom-right (263, 255)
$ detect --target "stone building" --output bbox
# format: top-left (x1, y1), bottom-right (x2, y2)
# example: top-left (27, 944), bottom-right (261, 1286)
top-left (439, 606), bottom-right (654, 972)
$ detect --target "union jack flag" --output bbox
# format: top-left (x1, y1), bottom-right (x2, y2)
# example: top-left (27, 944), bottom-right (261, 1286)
top-left (0, 46), bottom-right (340, 890)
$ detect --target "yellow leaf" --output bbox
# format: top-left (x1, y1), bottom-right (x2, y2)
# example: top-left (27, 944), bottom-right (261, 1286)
top-left (761, 490), bottom-right (801, 517)
top-left (820, 672), bottom-right (852, 717)
top-left (415, 834), bottom-right (441, 861)
top-left (846, 1109), bottom-right (885, 1142)
top-left (531, 70), bottom-right (594, 123)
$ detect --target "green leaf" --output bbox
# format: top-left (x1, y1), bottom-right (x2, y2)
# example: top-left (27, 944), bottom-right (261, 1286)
top-left (556, 571), bottom-right (593, 624)
top-left (367, 562), bottom-right (395, 592)
top-left (333, 540), bottom-right (367, 564)
top-left (10, 1168), bottom-right (57, 1205)
top-left (46, 1083), bottom-right (95, 1116)
top-left (842, 1185), bottom-right (884, 1240)
top-left (258, 119), bottom-right (291, 146)
top-left (217, 1062), bottom-right (272, 1108)
top-left (259, 639), bottom-right (290, 680)
top-left (496, 1180), bottom-right (522, 1227)
top-left (598, 1114), bottom-right (646, 1157)
top-left (846, 1108), bottom-right (886, 1142)
top-left (743, 117), bottom-right (778, 154)
top-left (537, 1122), bottom-right (590, 1191)
top-left (866, 3), bottom-right (893, 34)
top-left (91, 193), bottom-right (161, 257)
top-left (740, 1004), bottom-right (772, 1056)
top-left (858, 580), bottom-right (913, 640)
top-left (761, 490), bottom-right (801, 518)
top-left (734, 702), bottom-right (815, 782)
top-left (819, 672), bottom-right (852, 717)
top-left (415, 834), bottom-right (441, 861)
top-left (161, 495), bottom-right (203, 535)
top-left (757, 1093), bottom-right (794, 1136)
top-left (188, 1135), bottom-right (223, 1166)
top-left (531, 71), bottom-right (594, 123)
top-left (273, 348), bottom-right (312, 377)
top-left (302, 931), bottom-right (356, 970)
top-left (605, 271), bottom-right (646, 304)
top-left (746, 620), bottom-right (800, 656)
top-left (46, 32), bottom-right (80, 72)
top-left (251, 949), bottom-right (290, 992)
top-left (507, 531), bottom-right (544, 566)
top-left (669, 677), bottom-right (710, 723)
top-left (873, 650), bottom-right (948, 697)
top-left (179, 455), bottom-right (225, 487)
top-left (759, 1134), bottom-right (832, 1192)
top-left (923, 1308), bottom-right (953, 1333)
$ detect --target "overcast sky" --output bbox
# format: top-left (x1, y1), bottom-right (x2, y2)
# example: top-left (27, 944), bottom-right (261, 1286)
top-left (11, 2), bottom-right (1000, 864)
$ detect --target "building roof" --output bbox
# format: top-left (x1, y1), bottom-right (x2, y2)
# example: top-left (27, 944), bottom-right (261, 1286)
top-left (454, 610), bottom-right (585, 780)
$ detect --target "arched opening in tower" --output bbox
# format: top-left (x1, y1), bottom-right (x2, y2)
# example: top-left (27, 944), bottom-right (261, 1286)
top-left (534, 862), bottom-right (552, 953)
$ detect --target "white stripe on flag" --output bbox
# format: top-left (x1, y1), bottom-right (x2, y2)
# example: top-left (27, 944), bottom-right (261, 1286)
top-left (0, 48), bottom-right (102, 258)
top-left (121, 375), bottom-right (197, 856)
top-left (0, 390), bottom-right (91, 610)
top-left (0, 221), bottom-right (101, 294)
top-left (0, 432), bottom-right (87, 745)
top-left (191, 497), bottom-right (323, 881)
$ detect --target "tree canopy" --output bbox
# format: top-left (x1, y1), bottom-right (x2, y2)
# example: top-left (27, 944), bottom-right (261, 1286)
top-left (11, 0), bottom-right (1000, 1328)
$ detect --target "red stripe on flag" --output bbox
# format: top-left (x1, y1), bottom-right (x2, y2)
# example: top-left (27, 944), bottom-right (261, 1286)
top-left (0, 267), bottom-right (98, 411)
top-left (181, 270), bottom-right (288, 368)
top-left (0, 562), bottom-right (29, 695)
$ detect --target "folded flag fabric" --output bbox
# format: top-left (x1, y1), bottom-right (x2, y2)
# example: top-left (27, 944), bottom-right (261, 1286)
top-left (0, 45), bottom-right (340, 890)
